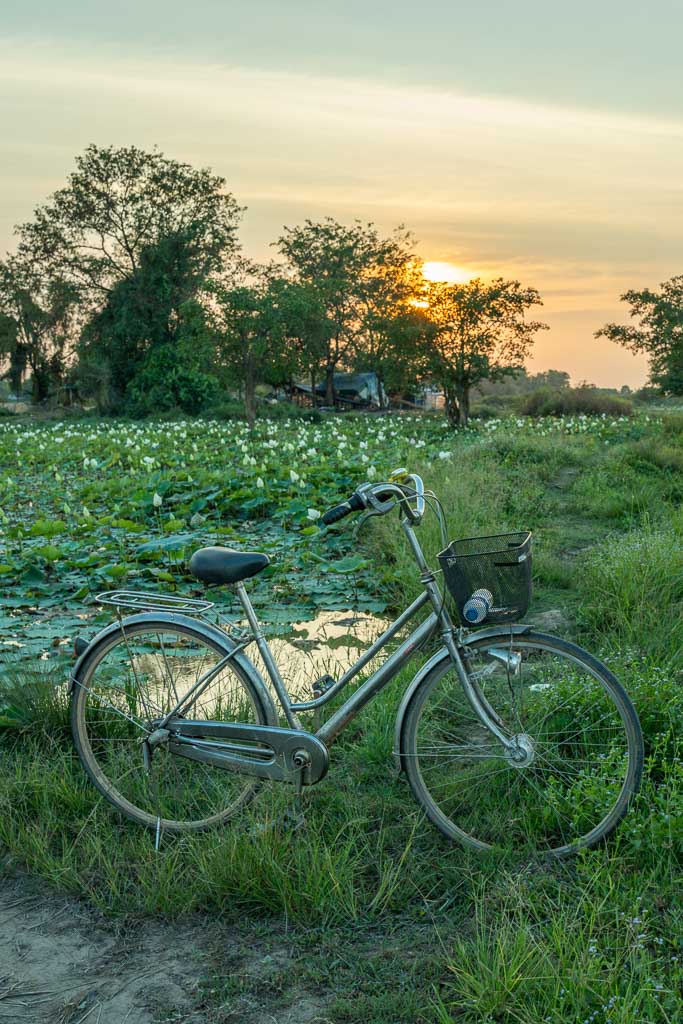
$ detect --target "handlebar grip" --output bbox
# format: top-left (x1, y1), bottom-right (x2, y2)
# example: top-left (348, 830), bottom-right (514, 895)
top-left (321, 492), bottom-right (364, 525)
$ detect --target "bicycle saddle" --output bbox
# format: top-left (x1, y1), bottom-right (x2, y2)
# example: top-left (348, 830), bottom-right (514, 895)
top-left (189, 546), bottom-right (270, 585)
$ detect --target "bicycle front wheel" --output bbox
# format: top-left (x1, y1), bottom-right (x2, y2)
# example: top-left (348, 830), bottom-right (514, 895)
top-left (400, 631), bottom-right (643, 857)
top-left (71, 619), bottom-right (273, 832)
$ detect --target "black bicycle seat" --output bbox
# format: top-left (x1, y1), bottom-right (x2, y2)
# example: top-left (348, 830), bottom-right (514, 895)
top-left (189, 547), bottom-right (270, 585)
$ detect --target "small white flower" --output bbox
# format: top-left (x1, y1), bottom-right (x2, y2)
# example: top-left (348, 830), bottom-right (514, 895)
top-left (256, 477), bottom-right (264, 488)
top-left (153, 492), bottom-right (163, 508)
top-left (438, 450), bottom-right (452, 460)
top-left (367, 466), bottom-right (377, 480)
top-left (290, 470), bottom-right (300, 483)
top-left (189, 512), bottom-right (204, 528)
top-left (307, 508), bottom-right (321, 520)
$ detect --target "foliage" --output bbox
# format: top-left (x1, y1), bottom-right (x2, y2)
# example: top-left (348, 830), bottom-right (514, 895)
top-left (211, 265), bottom-right (300, 428)
top-left (521, 385), bottom-right (633, 417)
top-left (275, 219), bottom-right (424, 405)
top-left (597, 275), bottom-right (683, 395)
top-left (16, 144), bottom-right (243, 303)
top-left (577, 521), bottom-right (683, 666)
top-left (423, 278), bottom-right (548, 426)
top-left (0, 410), bottom-right (682, 1021)
top-left (78, 231), bottom-right (217, 412)
top-left (0, 254), bottom-right (79, 402)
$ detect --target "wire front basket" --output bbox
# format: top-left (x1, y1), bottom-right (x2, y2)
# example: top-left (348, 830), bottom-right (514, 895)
top-left (438, 532), bottom-right (532, 625)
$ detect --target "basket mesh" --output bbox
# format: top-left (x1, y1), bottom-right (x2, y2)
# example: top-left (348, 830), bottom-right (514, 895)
top-left (438, 531), bottom-right (532, 625)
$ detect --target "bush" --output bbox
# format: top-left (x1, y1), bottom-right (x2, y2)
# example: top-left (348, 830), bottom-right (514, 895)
top-left (126, 346), bottom-right (220, 416)
top-left (521, 387), bottom-right (633, 418)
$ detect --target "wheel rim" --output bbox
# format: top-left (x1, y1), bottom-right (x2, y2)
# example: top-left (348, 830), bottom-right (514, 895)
top-left (75, 625), bottom-right (265, 830)
top-left (407, 640), bottom-right (638, 855)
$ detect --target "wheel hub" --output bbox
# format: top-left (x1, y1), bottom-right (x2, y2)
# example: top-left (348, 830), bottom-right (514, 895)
top-left (506, 733), bottom-right (536, 768)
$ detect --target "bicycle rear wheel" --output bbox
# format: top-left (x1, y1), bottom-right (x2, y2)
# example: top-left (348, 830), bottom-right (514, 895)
top-left (400, 631), bottom-right (643, 857)
top-left (71, 619), bottom-right (273, 832)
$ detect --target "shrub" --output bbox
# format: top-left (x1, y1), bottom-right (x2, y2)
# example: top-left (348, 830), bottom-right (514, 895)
top-left (521, 387), bottom-right (633, 418)
top-left (126, 346), bottom-right (220, 416)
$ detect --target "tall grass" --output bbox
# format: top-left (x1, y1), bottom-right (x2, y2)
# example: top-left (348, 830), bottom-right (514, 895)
top-left (577, 520), bottom-right (683, 667)
top-left (1, 415), bottom-right (682, 1021)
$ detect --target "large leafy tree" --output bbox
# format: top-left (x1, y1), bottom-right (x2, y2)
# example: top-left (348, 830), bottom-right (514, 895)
top-left (596, 276), bottom-right (683, 395)
top-left (269, 279), bottom-right (332, 402)
top-left (424, 278), bottom-right (547, 426)
top-left (17, 145), bottom-right (243, 302)
top-left (78, 229), bottom-right (217, 412)
top-left (0, 255), bottom-right (78, 402)
top-left (354, 238), bottom-right (427, 405)
top-left (212, 266), bottom-right (295, 428)
top-left (275, 219), bottom-right (420, 405)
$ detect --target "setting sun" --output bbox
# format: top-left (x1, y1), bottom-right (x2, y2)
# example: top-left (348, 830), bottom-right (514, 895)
top-left (422, 261), bottom-right (473, 284)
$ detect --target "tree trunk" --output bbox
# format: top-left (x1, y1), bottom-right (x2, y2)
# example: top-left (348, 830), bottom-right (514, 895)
top-left (377, 370), bottom-right (387, 409)
top-left (457, 384), bottom-right (470, 427)
top-left (31, 358), bottom-right (51, 404)
top-left (244, 350), bottom-right (256, 430)
top-left (325, 364), bottom-right (335, 407)
top-left (444, 385), bottom-right (462, 428)
top-left (311, 370), bottom-right (317, 407)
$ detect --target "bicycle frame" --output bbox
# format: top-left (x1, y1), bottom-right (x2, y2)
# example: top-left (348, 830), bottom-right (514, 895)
top-left (233, 516), bottom-right (514, 751)
top-left (148, 513), bottom-right (515, 769)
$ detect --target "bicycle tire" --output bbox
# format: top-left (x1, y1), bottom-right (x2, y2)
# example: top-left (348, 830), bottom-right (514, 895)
top-left (71, 618), bottom-right (273, 832)
top-left (400, 631), bottom-right (643, 857)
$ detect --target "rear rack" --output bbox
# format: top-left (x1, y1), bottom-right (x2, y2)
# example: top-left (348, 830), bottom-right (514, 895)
top-left (95, 591), bottom-right (215, 615)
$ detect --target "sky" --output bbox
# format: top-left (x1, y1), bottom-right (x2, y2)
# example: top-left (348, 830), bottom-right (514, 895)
top-left (2, 1), bottom-right (682, 387)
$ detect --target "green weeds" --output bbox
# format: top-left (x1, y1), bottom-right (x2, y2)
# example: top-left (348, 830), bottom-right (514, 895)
top-left (1, 410), bottom-right (682, 1021)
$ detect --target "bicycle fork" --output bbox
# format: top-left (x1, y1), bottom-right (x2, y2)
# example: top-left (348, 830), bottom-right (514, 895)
top-left (403, 518), bottom-right (517, 756)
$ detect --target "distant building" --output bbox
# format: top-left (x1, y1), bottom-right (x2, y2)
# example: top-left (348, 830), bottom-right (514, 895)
top-left (293, 372), bottom-right (387, 408)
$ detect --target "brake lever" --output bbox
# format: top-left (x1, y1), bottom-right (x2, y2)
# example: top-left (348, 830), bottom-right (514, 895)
top-left (352, 507), bottom-right (388, 540)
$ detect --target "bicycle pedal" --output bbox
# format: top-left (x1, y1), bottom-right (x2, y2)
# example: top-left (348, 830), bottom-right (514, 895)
top-left (312, 674), bottom-right (335, 697)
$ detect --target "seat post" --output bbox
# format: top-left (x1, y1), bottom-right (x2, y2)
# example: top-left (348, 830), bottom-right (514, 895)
top-left (234, 582), bottom-right (301, 729)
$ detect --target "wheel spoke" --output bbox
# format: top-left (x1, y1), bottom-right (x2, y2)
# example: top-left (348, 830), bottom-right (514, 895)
top-left (73, 624), bottom-right (266, 831)
top-left (403, 638), bottom-right (641, 855)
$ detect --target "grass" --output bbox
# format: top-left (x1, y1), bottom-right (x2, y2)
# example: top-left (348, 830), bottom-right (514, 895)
top-left (1, 410), bottom-right (682, 1022)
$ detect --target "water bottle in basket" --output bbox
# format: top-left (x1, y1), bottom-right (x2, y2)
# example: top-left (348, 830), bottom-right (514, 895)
top-left (462, 588), bottom-right (494, 624)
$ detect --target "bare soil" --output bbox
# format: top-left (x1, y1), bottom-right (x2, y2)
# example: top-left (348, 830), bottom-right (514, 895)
top-left (0, 874), bottom-right (331, 1024)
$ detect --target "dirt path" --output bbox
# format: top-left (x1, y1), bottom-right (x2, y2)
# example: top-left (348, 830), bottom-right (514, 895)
top-left (0, 874), bottom-right (331, 1024)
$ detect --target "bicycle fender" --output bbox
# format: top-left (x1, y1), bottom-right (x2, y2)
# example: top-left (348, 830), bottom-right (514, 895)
top-left (68, 611), bottom-right (279, 728)
top-left (392, 624), bottom-right (533, 771)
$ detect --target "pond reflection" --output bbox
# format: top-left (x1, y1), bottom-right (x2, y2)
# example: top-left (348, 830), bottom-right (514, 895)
top-left (254, 609), bottom-right (391, 700)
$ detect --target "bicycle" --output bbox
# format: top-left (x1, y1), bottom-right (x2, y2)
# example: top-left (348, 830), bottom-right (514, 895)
top-left (69, 470), bottom-right (643, 857)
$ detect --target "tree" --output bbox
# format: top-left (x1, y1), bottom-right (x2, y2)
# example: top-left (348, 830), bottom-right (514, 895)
top-left (596, 276), bottom-right (683, 395)
top-left (17, 144), bottom-right (243, 303)
top-left (0, 312), bottom-right (24, 395)
top-left (353, 235), bottom-right (427, 405)
top-left (424, 278), bottom-right (548, 426)
top-left (78, 229), bottom-right (217, 412)
top-left (270, 279), bottom-right (332, 402)
top-left (0, 255), bottom-right (78, 402)
top-left (212, 266), bottom-right (292, 428)
top-left (275, 219), bottom-right (417, 406)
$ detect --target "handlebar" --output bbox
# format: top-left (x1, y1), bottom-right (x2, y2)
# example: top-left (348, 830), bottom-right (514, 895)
top-left (321, 472), bottom-right (426, 526)
top-left (320, 492), bottom-right (365, 525)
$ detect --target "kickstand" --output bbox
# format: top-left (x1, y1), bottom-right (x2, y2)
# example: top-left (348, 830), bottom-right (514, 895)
top-left (283, 765), bottom-right (307, 831)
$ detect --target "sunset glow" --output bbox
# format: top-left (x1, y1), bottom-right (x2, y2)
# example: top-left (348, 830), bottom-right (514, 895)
top-left (422, 262), bottom-right (474, 284)
top-left (0, 6), bottom-right (678, 386)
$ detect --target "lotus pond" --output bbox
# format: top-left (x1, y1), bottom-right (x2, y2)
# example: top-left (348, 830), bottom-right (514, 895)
top-left (0, 411), bottom-right (654, 663)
